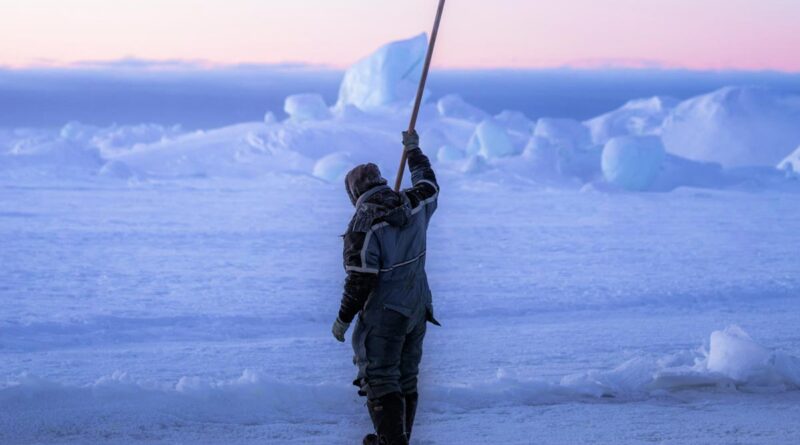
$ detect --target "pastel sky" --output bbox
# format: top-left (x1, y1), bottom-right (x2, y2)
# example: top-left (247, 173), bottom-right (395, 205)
top-left (2, 0), bottom-right (799, 71)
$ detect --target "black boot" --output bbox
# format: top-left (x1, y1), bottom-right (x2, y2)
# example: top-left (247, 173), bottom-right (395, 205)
top-left (404, 392), bottom-right (419, 440)
top-left (366, 392), bottom-right (408, 445)
top-left (363, 393), bottom-right (381, 445)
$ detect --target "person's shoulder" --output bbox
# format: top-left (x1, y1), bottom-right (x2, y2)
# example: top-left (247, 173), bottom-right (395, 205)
top-left (346, 203), bottom-right (384, 234)
top-left (403, 181), bottom-right (438, 208)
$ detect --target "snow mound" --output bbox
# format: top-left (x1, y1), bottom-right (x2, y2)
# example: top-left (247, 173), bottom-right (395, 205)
top-left (601, 136), bottom-right (666, 191)
top-left (336, 33), bottom-right (427, 111)
top-left (111, 123), bottom-right (310, 179)
top-left (494, 110), bottom-right (534, 135)
top-left (437, 145), bottom-right (466, 162)
top-left (778, 145), bottom-right (800, 175)
top-left (284, 93), bottom-right (331, 122)
top-left (650, 154), bottom-right (727, 191)
top-left (263, 111), bottom-right (277, 125)
top-left (523, 136), bottom-right (560, 175)
top-left (98, 160), bottom-right (135, 179)
top-left (586, 96), bottom-right (678, 144)
top-left (661, 87), bottom-right (800, 168)
top-left (271, 119), bottom-right (399, 165)
top-left (530, 118), bottom-right (600, 180)
top-left (567, 325), bottom-right (800, 397)
top-left (706, 325), bottom-right (775, 382)
top-left (60, 121), bottom-right (184, 157)
top-left (421, 117), bottom-right (475, 153)
top-left (0, 131), bottom-right (103, 179)
top-left (313, 152), bottom-right (354, 182)
top-left (0, 122), bottom-right (188, 181)
top-left (461, 154), bottom-right (490, 174)
top-left (533, 118), bottom-right (592, 151)
top-left (467, 119), bottom-right (518, 158)
top-left (436, 94), bottom-right (490, 122)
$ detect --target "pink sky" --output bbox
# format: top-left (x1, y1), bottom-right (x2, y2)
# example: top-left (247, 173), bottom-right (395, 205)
top-left (2, 0), bottom-right (798, 71)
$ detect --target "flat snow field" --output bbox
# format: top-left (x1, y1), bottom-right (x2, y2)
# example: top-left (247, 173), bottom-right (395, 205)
top-left (1, 176), bottom-right (799, 445)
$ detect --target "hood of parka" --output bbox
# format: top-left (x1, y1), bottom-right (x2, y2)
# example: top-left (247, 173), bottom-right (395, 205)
top-left (345, 163), bottom-right (411, 230)
top-left (345, 163), bottom-right (386, 205)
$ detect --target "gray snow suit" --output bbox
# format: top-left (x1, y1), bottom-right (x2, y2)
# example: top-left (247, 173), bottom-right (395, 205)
top-left (338, 147), bottom-right (440, 400)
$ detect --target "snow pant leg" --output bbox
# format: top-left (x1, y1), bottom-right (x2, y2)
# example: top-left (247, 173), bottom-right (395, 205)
top-left (399, 314), bottom-right (426, 395)
top-left (362, 308), bottom-right (411, 400)
top-left (351, 316), bottom-right (370, 396)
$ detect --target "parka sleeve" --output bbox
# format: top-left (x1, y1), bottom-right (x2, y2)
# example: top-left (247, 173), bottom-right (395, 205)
top-left (404, 146), bottom-right (439, 219)
top-left (337, 224), bottom-right (381, 323)
top-left (338, 270), bottom-right (378, 323)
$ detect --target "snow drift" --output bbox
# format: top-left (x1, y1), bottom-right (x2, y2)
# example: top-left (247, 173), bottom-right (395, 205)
top-left (562, 325), bottom-right (800, 398)
top-left (284, 93), bottom-right (331, 122)
top-left (661, 87), bottom-right (800, 168)
top-left (1, 326), bottom-right (796, 433)
top-left (586, 96), bottom-right (678, 145)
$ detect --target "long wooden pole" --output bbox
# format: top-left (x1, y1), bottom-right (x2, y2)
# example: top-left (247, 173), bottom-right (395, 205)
top-left (393, 0), bottom-right (446, 191)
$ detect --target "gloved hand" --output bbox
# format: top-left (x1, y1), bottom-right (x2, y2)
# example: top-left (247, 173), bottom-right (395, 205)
top-left (402, 130), bottom-right (420, 151)
top-left (332, 317), bottom-right (350, 342)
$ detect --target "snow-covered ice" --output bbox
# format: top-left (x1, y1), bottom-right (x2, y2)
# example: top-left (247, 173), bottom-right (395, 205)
top-left (313, 152), bottom-right (354, 181)
top-left (2, 34), bottom-right (800, 444)
top-left (466, 119), bottom-right (518, 158)
top-left (601, 135), bottom-right (666, 191)
top-left (779, 144), bottom-right (800, 175)
top-left (336, 33), bottom-right (427, 111)
top-left (437, 94), bottom-right (491, 122)
top-left (2, 181), bottom-right (800, 444)
top-left (284, 93), bottom-right (332, 122)
top-left (436, 144), bottom-right (466, 163)
top-left (586, 96), bottom-right (678, 144)
top-left (661, 86), bottom-right (800, 168)
top-left (534, 118), bottom-right (592, 150)
top-left (3, 63), bottom-right (799, 191)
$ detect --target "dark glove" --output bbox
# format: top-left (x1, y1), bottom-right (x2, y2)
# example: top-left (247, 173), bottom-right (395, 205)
top-left (402, 130), bottom-right (420, 151)
top-left (332, 317), bottom-right (350, 342)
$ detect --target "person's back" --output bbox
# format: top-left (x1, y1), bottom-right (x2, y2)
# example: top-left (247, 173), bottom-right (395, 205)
top-left (331, 130), bottom-right (439, 445)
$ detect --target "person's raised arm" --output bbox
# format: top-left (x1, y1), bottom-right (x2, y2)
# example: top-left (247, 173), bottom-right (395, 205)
top-left (403, 130), bottom-right (438, 191)
top-left (401, 130), bottom-right (439, 221)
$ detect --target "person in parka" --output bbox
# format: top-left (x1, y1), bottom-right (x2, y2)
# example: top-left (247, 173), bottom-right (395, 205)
top-left (332, 130), bottom-right (440, 445)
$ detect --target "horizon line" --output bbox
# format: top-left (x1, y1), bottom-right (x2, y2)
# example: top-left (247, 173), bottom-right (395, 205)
top-left (3, 57), bottom-right (800, 76)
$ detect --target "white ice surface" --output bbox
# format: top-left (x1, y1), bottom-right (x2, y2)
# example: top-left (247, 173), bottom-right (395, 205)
top-left (1, 178), bottom-right (800, 444)
top-left (2, 34), bottom-right (800, 444)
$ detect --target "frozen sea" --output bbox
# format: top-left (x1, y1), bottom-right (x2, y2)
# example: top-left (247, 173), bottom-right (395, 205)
top-left (3, 32), bottom-right (800, 443)
top-left (2, 175), bottom-right (799, 444)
